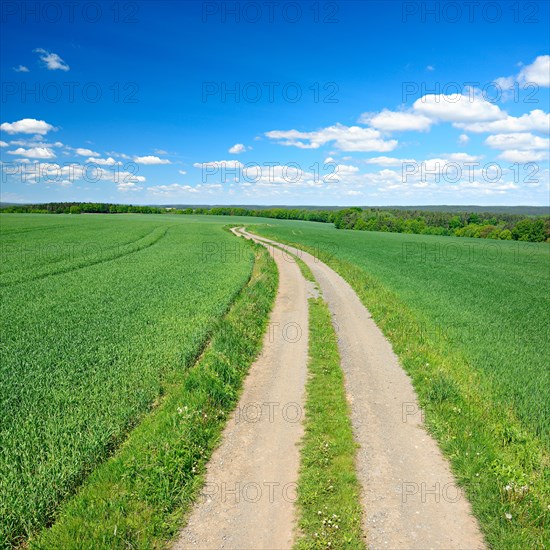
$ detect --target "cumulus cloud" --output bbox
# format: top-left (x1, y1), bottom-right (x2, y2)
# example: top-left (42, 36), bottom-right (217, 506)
top-left (7, 146), bottom-right (56, 159)
top-left (485, 132), bottom-right (549, 163)
top-left (134, 155), bottom-right (171, 164)
top-left (228, 143), bottom-right (247, 154)
top-left (485, 132), bottom-right (549, 151)
top-left (34, 48), bottom-right (70, 71)
top-left (0, 118), bottom-right (55, 135)
top-left (497, 150), bottom-right (549, 163)
top-left (87, 157), bottom-right (119, 165)
top-left (519, 55), bottom-right (550, 87)
top-left (13, 65), bottom-right (29, 73)
top-left (359, 109), bottom-right (432, 131)
top-left (365, 156), bottom-right (416, 166)
top-left (458, 134), bottom-right (470, 145)
top-left (148, 183), bottom-right (222, 196)
top-left (0, 141), bottom-right (8, 147)
top-left (265, 124), bottom-right (397, 152)
top-left (455, 109), bottom-right (549, 134)
top-left (178, 169), bottom-right (187, 175)
top-left (74, 148), bottom-right (100, 157)
top-left (413, 92), bottom-right (504, 123)
top-left (117, 181), bottom-right (143, 192)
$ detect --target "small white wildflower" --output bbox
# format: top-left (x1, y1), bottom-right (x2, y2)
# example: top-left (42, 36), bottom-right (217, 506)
top-left (505, 513), bottom-right (512, 520)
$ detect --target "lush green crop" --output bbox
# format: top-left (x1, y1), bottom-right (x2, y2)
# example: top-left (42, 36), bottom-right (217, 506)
top-left (252, 221), bottom-right (550, 547)
top-left (0, 214), bottom-right (255, 546)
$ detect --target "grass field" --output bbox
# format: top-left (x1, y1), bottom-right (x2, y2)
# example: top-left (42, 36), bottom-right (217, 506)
top-left (2, 213), bottom-right (549, 548)
top-left (252, 221), bottom-right (550, 547)
top-left (0, 214), bottom-right (262, 546)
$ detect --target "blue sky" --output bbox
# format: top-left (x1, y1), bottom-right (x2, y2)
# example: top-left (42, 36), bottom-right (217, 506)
top-left (1, 1), bottom-right (549, 206)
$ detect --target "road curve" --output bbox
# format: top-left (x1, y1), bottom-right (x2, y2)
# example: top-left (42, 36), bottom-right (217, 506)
top-left (174, 229), bottom-right (309, 549)
top-left (239, 228), bottom-right (486, 550)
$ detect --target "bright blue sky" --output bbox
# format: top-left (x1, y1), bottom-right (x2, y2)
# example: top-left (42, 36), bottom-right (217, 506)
top-left (1, 1), bottom-right (549, 206)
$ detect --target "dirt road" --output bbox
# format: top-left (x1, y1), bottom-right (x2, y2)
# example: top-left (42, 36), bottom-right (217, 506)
top-left (174, 230), bottom-right (309, 549)
top-left (238, 229), bottom-right (486, 550)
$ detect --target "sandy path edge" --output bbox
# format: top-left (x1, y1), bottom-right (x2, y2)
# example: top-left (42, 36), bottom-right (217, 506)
top-left (173, 229), bottom-right (309, 550)
top-left (242, 229), bottom-right (486, 550)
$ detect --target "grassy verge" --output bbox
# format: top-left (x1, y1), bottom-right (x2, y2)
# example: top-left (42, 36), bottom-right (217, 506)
top-left (295, 296), bottom-right (365, 549)
top-left (250, 227), bottom-right (549, 549)
top-left (30, 241), bottom-right (278, 549)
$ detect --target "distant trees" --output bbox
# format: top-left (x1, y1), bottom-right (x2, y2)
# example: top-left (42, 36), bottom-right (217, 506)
top-left (2, 202), bottom-right (549, 243)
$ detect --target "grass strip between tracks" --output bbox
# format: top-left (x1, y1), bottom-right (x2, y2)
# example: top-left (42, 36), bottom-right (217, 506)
top-left (285, 251), bottom-right (366, 549)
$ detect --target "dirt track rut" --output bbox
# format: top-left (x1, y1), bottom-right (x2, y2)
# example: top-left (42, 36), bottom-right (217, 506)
top-left (174, 229), bottom-right (309, 549)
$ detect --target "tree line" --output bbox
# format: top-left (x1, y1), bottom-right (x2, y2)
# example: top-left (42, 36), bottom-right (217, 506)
top-left (2, 202), bottom-right (549, 242)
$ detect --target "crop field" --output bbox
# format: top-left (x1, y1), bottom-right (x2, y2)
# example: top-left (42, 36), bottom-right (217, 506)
top-left (1, 213), bottom-right (548, 548)
top-left (252, 220), bottom-right (550, 546)
top-left (0, 214), bottom-right (259, 545)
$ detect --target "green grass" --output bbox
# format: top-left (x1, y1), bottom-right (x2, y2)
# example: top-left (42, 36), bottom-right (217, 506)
top-left (0, 214), bottom-right (261, 546)
top-left (29, 237), bottom-right (277, 548)
top-left (251, 221), bottom-right (550, 548)
top-left (295, 294), bottom-right (365, 549)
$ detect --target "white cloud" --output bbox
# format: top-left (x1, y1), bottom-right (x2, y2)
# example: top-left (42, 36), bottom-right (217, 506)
top-left (485, 132), bottom-right (549, 163)
top-left (365, 156), bottom-right (416, 166)
top-left (117, 182), bottom-right (142, 192)
top-left (228, 143), bottom-right (247, 154)
top-left (485, 132), bottom-right (549, 151)
top-left (87, 157), bottom-right (119, 165)
top-left (13, 65), bottom-right (29, 73)
top-left (74, 148), bottom-right (100, 157)
top-left (149, 184), bottom-right (198, 195)
top-left (493, 56), bottom-right (550, 98)
top-left (458, 134), bottom-right (470, 145)
top-left (106, 151), bottom-right (132, 159)
top-left (265, 123), bottom-right (397, 152)
top-left (148, 183), bottom-right (222, 196)
top-left (413, 92), bottom-right (504, 123)
top-left (154, 149), bottom-right (168, 155)
top-left (456, 110), bottom-right (549, 134)
top-left (7, 147), bottom-right (56, 159)
top-left (359, 109), bottom-right (432, 131)
top-left (443, 152), bottom-right (482, 162)
top-left (134, 155), bottom-right (171, 164)
top-left (178, 169), bottom-right (187, 175)
top-left (426, 65), bottom-right (435, 71)
top-left (34, 48), bottom-right (70, 71)
top-left (0, 118), bottom-right (55, 135)
top-left (0, 141), bottom-right (8, 147)
top-left (519, 55), bottom-right (550, 87)
top-left (497, 150), bottom-right (549, 163)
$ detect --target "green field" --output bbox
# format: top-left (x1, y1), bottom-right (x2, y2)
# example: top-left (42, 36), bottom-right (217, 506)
top-left (252, 220), bottom-right (549, 547)
top-left (1, 213), bottom-right (549, 548)
top-left (0, 214), bottom-right (260, 545)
